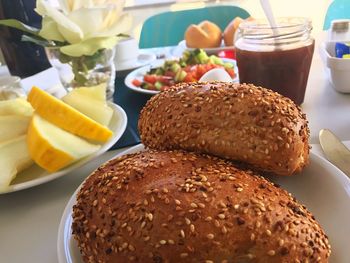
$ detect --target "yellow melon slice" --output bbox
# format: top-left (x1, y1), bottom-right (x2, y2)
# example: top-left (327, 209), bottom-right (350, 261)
top-left (62, 84), bottom-right (113, 126)
top-left (27, 86), bottom-right (113, 142)
top-left (27, 114), bottom-right (101, 172)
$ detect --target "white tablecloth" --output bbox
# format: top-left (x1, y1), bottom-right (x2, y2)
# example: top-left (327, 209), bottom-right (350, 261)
top-left (1, 34), bottom-right (350, 263)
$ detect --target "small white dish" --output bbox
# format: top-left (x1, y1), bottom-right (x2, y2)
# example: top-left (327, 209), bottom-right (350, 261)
top-left (0, 102), bottom-right (127, 194)
top-left (173, 40), bottom-right (235, 56)
top-left (58, 144), bottom-right (350, 263)
top-left (320, 41), bottom-right (350, 93)
top-left (115, 52), bottom-right (156, 72)
top-left (124, 58), bottom-right (238, 95)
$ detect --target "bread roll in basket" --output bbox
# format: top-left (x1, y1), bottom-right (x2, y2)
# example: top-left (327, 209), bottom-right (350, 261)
top-left (184, 20), bottom-right (222, 48)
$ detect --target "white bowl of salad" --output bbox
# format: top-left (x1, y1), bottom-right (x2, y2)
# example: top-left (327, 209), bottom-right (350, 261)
top-left (124, 49), bottom-right (238, 95)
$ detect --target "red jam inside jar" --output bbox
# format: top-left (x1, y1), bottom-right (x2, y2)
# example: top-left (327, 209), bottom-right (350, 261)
top-left (235, 17), bottom-right (314, 105)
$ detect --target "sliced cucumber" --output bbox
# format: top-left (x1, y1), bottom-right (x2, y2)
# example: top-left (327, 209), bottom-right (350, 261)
top-left (209, 55), bottom-right (223, 65)
top-left (175, 70), bottom-right (187, 82)
top-left (195, 49), bottom-right (209, 64)
top-left (154, 68), bottom-right (165, 75)
top-left (154, 81), bottom-right (163, 90)
top-left (224, 62), bottom-right (234, 69)
top-left (171, 63), bottom-right (181, 73)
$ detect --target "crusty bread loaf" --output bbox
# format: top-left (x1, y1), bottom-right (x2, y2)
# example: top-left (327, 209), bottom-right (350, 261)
top-left (185, 20), bottom-right (222, 48)
top-left (138, 82), bottom-right (310, 176)
top-left (72, 150), bottom-right (330, 263)
top-left (223, 17), bottom-right (243, 46)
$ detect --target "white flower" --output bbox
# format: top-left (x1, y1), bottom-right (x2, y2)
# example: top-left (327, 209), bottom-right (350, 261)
top-left (36, 0), bottom-right (132, 57)
top-left (58, 0), bottom-right (125, 13)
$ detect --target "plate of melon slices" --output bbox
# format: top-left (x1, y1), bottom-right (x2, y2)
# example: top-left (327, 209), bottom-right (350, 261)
top-left (0, 85), bottom-right (127, 194)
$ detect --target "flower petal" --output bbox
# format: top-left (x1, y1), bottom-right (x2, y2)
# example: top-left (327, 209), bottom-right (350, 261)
top-left (59, 37), bottom-right (118, 57)
top-left (35, 0), bottom-right (46, 16)
top-left (78, 0), bottom-right (125, 9)
top-left (92, 13), bottom-right (132, 38)
top-left (39, 17), bottom-right (65, 42)
top-left (57, 0), bottom-right (69, 13)
top-left (67, 7), bottom-right (105, 38)
top-left (58, 0), bottom-right (87, 12)
top-left (71, 0), bottom-right (92, 11)
top-left (35, 0), bottom-right (83, 44)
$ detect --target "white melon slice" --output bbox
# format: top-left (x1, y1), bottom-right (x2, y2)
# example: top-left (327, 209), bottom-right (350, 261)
top-left (67, 83), bottom-right (107, 101)
top-left (0, 97), bottom-right (33, 116)
top-left (0, 115), bottom-right (31, 143)
top-left (0, 135), bottom-right (33, 191)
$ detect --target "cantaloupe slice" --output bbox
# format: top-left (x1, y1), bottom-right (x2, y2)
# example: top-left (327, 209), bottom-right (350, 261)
top-left (0, 135), bottom-right (33, 191)
top-left (27, 114), bottom-right (101, 172)
top-left (27, 86), bottom-right (113, 142)
top-left (62, 84), bottom-right (113, 126)
top-left (0, 115), bottom-right (31, 143)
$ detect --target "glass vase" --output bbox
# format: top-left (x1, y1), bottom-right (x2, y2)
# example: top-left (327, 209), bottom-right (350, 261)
top-left (46, 48), bottom-right (116, 100)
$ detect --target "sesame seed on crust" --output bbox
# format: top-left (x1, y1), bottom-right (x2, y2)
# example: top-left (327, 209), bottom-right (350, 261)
top-left (72, 149), bottom-right (330, 263)
top-left (138, 82), bottom-right (310, 176)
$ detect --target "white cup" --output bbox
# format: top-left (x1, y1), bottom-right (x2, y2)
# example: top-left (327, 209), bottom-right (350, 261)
top-left (115, 38), bottom-right (139, 64)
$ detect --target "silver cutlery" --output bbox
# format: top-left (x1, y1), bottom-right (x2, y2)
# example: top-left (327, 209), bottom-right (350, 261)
top-left (319, 129), bottom-right (350, 178)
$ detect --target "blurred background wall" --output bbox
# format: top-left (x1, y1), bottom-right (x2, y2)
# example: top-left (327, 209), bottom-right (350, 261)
top-left (0, 0), bottom-right (334, 65)
top-left (126, 0), bottom-right (333, 40)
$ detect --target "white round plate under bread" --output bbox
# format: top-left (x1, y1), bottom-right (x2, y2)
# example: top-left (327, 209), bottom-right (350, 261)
top-left (58, 144), bottom-right (350, 263)
top-left (1, 102), bottom-right (127, 194)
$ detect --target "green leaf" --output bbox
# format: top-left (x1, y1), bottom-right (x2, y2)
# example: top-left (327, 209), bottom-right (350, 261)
top-left (56, 51), bottom-right (72, 64)
top-left (59, 37), bottom-right (118, 57)
top-left (0, 19), bottom-right (40, 36)
top-left (21, 34), bottom-right (54, 47)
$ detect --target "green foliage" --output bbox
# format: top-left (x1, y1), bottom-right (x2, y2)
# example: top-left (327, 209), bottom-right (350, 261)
top-left (56, 49), bottom-right (106, 87)
top-left (0, 19), bottom-right (40, 35)
top-left (21, 35), bottom-right (56, 47)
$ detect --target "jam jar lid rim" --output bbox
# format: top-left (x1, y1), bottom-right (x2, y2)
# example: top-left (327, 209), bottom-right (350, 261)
top-left (239, 17), bottom-right (312, 31)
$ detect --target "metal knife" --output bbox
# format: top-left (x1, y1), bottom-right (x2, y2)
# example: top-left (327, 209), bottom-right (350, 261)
top-left (319, 129), bottom-right (350, 178)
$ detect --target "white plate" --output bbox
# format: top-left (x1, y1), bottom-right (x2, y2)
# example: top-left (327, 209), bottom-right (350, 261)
top-left (174, 40), bottom-right (235, 56)
top-left (115, 52), bottom-right (156, 72)
top-left (124, 58), bottom-right (238, 95)
top-left (58, 144), bottom-right (350, 263)
top-left (1, 103), bottom-right (127, 194)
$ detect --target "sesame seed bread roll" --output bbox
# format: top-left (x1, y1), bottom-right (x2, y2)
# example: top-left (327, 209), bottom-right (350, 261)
top-left (185, 20), bottom-right (222, 48)
top-left (72, 150), bottom-right (330, 263)
top-left (138, 82), bottom-right (310, 176)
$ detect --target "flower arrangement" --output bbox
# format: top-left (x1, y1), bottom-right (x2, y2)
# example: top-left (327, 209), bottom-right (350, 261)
top-left (0, 0), bottom-right (132, 88)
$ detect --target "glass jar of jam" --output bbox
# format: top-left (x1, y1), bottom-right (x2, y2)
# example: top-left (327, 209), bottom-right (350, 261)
top-left (235, 17), bottom-right (314, 105)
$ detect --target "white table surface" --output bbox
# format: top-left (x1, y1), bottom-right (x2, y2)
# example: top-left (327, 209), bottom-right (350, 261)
top-left (1, 35), bottom-right (350, 263)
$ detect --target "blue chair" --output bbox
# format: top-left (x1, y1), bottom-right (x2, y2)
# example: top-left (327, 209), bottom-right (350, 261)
top-left (324, 0), bottom-right (350, 30)
top-left (139, 5), bottom-right (250, 48)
